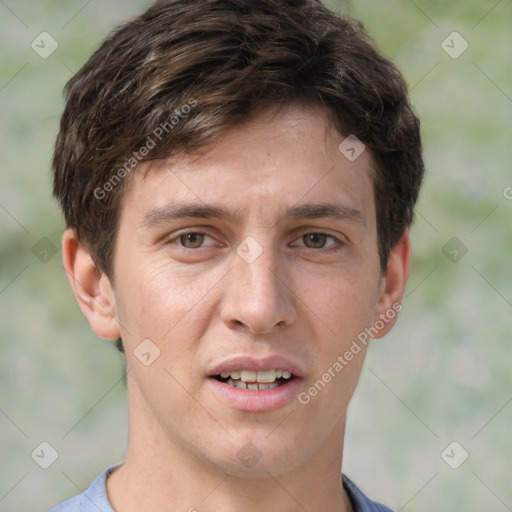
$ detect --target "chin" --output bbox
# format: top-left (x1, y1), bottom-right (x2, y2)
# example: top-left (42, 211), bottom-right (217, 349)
top-left (204, 434), bottom-right (304, 478)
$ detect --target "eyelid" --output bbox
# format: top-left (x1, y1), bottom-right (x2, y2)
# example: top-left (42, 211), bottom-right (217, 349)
top-left (291, 230), bottom-right (345, 249)
top-left (165, 229), bottom-right (219, 248)
top-left (165, 228), bottom-right (345, 251)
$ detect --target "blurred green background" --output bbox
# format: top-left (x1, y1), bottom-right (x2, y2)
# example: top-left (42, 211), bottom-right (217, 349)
top-left (1, 1), bottom-right (511, 510)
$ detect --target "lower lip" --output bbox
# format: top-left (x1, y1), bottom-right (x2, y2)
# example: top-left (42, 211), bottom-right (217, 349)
top-left (207, 377), bottom-right (303, 412)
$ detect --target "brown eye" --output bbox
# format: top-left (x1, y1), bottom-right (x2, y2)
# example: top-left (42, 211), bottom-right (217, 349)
top-left (178, 232), bottom-right (206, 248)
top-left (303, 233), bottom-right (329, 249)
top-left (292, 232), bottom-right (342, 250)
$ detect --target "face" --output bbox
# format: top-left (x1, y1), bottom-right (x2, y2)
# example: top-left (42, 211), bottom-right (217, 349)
top-left (68, 103), bottom-right (409, 478)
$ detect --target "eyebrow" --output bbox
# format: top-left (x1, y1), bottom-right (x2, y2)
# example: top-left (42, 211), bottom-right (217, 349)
top-left (140, 201), bottom-right (365, 228)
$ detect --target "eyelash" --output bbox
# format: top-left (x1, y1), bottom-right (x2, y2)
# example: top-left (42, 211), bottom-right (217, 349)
top-left (165, 230), bottom-right (344, 252)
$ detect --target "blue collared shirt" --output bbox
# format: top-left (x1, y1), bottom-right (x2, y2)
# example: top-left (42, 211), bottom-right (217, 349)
top-left (48, 465), bottom-right (393, 512)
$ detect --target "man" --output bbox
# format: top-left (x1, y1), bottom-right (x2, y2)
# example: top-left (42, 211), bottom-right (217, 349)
top-left (50, 0), bottom-right (424, 510)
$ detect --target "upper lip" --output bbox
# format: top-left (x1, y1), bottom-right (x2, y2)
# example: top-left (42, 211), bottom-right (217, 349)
top-left (209, 354), bottom-right (304, 378)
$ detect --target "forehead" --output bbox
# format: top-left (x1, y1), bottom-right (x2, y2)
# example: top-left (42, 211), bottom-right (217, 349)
top-left (121, 104), bottom-right (376, 225)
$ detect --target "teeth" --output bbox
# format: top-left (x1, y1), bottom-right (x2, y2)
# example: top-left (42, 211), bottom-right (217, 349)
top-left (220, 370), bottom-right (241, 379)
top-left (218, 369), bottom-right (293, 382)
top-left (256, 370), bottom-right (276, 383)
top-left (225, 378), bottom-right (282, 390)
top-left (241, 370), bottom-right (257, 382)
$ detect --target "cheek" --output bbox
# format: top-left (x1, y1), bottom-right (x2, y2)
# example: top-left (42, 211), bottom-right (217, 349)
top-left (300, 268), bottom-right (379, 406)
top-left (114, 256), bottom-right (225, 358)
top-left (305, 267), bottom-right (380, 336)
top-left (302, 280), bottom-right (374, 417)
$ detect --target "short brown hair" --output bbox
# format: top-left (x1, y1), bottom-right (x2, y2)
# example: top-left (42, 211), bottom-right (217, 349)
top-left (53, 0), bottom-right (424, 277)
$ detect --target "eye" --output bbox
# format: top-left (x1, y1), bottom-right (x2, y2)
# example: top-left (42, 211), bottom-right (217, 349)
top-left (293, 232), bottom-right (343, 250)
top-left (167, 231), bottom-right (217, 249)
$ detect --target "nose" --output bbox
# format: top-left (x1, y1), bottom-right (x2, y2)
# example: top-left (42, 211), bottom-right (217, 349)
top-left (220, 241), bottom-right (298, 335)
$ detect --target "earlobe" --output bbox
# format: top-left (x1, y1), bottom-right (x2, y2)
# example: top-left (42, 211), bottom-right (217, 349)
top-left (373, 231), bottom-right (411, 339)
top-left (62, 229), bottom-right (121, 340)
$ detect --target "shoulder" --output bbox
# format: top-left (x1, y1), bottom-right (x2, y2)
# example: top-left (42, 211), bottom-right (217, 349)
top-left (342, 473), bottom-right (394, 512)
top-left (47, 464), bottom-right (120, 512)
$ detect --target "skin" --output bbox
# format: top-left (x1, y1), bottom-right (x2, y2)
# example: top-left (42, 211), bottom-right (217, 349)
top-left (62, 103), bottom-right (411, 512)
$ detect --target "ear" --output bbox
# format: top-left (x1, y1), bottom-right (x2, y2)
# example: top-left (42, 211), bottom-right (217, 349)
top-left (61, 228), bottom-right (121, 340)
top-left (373, 230), bottom-right (411, 338)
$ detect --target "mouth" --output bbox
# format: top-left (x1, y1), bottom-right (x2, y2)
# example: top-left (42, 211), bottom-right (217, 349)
top-left (207, 356), bottom-right (304, 412)
top-left (212, 369), bottom-right (296, 391)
